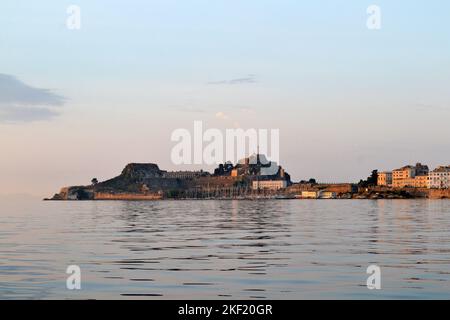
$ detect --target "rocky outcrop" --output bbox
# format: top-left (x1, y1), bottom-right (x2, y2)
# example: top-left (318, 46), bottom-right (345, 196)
top-left (95, 163), bottom-right (185, 193)
top-left (120, 163), bottom-right (163, 180)
top-left (48, 186), bottom-right (94, 200)
top-left (48, 163), bottom-right (187, 200)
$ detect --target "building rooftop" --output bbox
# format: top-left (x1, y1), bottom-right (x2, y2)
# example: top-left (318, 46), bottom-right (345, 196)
top-left (431, 166), bottom-right (450, 173)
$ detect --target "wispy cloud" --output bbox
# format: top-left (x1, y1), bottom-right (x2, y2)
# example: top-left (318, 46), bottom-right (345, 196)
top-left (412, 103), bottom-right (449, 112)
top-left (207, 74), bottom-right (257, 85)
top-left (215, 111), bottom-right (230, 120)
top-left (0, 73), bottom-right (65, 123)
top-left (215, 111), bottom-right (241, 128)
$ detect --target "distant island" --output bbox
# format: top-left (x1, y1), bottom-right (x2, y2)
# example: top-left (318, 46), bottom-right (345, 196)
top-left (47, 155), bottom-right (450, 200)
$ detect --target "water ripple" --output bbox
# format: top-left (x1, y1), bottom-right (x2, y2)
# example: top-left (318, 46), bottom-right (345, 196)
top-left (1, 199), bottom-right (450, 299)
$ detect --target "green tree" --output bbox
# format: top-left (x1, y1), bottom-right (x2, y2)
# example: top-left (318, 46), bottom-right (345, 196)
top-left (359, 170), bottom-right (378, 187)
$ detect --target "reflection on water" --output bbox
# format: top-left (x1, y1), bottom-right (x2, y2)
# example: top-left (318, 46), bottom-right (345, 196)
top-left (1, 198), bottom-right (450, 299)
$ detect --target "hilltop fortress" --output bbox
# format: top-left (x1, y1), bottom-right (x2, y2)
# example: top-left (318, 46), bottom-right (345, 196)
top-left (49, 154), bottom-right (291, 200)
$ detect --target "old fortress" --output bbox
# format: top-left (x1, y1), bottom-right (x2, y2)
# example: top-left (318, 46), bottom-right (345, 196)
top-left (48, 155), bottom-right (450, 201)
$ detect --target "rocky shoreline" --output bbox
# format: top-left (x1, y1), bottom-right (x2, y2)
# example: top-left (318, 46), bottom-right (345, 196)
top-left (45, 185), bottom-right (450, 201)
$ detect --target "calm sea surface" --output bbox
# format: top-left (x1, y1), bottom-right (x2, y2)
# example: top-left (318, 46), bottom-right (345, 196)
top-left (1, 198), bottom-right (450, 299)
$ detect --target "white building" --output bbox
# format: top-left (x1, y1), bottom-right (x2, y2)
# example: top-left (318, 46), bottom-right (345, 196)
top-left (252, 180), bottom-right (287, 190)
top-left (300, 191), bottom-right (321, 199)
top-left (320, 191), bottom-right (337, 199)
top-left (428, 166), bottom-right (450, 189)
top-left (299, 191), bottom-right (337, 199)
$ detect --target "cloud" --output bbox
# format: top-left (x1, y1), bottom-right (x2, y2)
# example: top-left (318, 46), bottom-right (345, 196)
top-left (0, 74), bottom-right (65, 123)
top-left (207, 74), bottom-right (257, 85)
top-left (215, 111), bottom-right (241, 128)
top-left (215, 111), bottom-right (230, 120)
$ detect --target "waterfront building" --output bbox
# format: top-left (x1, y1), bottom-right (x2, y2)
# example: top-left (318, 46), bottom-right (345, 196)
top-left (252, 180), bottom-right (287, 190)
top-left (392, 163), bottom-right (429, 188)
top-left (395, 176), bottom-right (429, 188)
top-left (393, 166), bottom-right (416, 186)
top-left (299, 191), bottom-right (337, 199)
top-left (377, 172), bottom-right (393, 186)
top-left (393, 176), bottom-right (429, 188)
top-left (415, 163), bottom-right (430, 176)
top-left (429, 166), bottom-right (450, 189)
top-left (413, 175), bottom-right (429, 188)
top-left (301, 191), bottom-right (321, 199)
top-left (319, 191), bottom-right (337, 199)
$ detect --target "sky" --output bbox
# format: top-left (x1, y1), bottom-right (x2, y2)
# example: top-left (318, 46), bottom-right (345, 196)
top-left (1, 0), bottom-right (450, 196)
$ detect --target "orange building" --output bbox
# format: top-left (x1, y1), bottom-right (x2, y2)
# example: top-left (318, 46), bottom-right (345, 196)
top-left (377, 172), bottom-right (393, 186)
top-left (392, 166), bottom-right (415, 186)
top-left (396, 176), bottom-right (429, 188)
top-left (413, 175), bottom-right (429, 188)
top-left (392, 163), bottom-right (429, 188)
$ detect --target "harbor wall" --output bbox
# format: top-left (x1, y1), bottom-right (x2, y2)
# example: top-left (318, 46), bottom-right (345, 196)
top-left (94, 192), bottom-right (163, 200)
